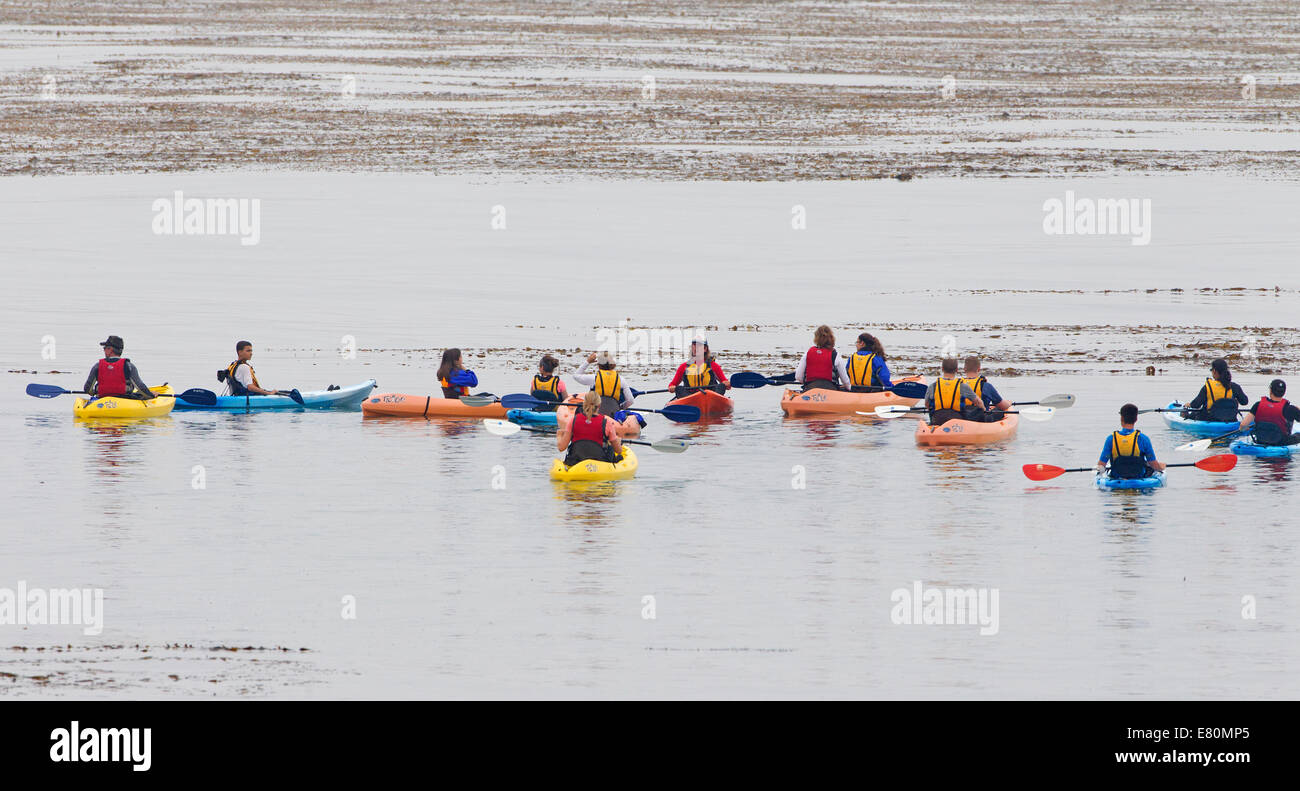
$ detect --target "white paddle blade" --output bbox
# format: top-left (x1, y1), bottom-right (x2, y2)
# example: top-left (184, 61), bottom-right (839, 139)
top-left (650, 438), bottom-right (689, 453)
top-left (1175, 438), bottom-right (1213, 452)
top-left (482, 419), bottom-right (522, 436)
top-left (1040, 394), bottom-right (1075, 408)
top-left (872, 405), bottom-right (914, 418)
top-left (1018, 406), bottom-right (1056, 422)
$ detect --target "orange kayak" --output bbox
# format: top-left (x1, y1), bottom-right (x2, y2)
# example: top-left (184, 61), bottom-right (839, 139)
top-left (361, 392), bottom-right (507, 418)
top-left (555, 396), bottom-right (642, 437)
top-left (914, 413), bottom-right (1019, 446)
top-left (779, 375), bottom-right (926, 416)
top-left (666, 389), bottom-right (734, 417)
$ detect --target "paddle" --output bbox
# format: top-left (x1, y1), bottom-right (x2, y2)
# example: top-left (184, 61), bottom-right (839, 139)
top-left (731, 371), bottom-right (928, 399)
top-left (1011, 394), bottom-right (1075, 408)
top-left (26, 383), bottom-right (218, 406)
top-left (1174, 427), bottom-right (1249, 452)
top-left (277, 389), bottom-right (305, 405)
top-left (870, 405), bottom-right (1056, 422)
top-left (482, 419), bottom-right (690, 453)
top-left (458, 394), bottom-right (500, 407)
top-left (496, 393), bottom-right (701, 422)
top-left (1022, 453), bottom-right (1238, 481)
top-left (1139, 406), bottom-right (1242, 415)
top-left (629, 385), bottom-right (725, 398)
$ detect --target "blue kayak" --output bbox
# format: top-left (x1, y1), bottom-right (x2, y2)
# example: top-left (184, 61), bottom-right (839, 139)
top-left (1096, 471), bottom-right (1166, 490)
top-left (1229, 437), bottom-right (1296, 458)
top-left (1161, 402), bottom-right (1237, 436)
top-left (507, 408), bottom-right (558, 427)
top-left (174, 379), bottom-right (377, 410)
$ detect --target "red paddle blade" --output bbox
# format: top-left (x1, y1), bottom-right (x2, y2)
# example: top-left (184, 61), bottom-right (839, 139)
top-left (1195, 454), bottom-right (1238, 472)
top-left (1022, 463), bottom-right (1066, 481)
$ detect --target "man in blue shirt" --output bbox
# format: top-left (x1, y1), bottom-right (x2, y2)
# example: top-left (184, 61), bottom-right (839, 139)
top-left (962, 356), bottom-right (1012, 421)
top-left (1097, 403), bottom-right (1167, 479)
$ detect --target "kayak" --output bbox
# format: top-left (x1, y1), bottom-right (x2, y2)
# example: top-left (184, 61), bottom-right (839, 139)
top-left (779, 375), bottom-right (926, 416)
top-left (1161, 401), bottom-right (1238, 436)
top-left (361, 392), bottom-right (506, 418)
top-left (174, 379), bottom-right (376, 410)
top-left (666, 389), bottom-right (733, 417)
top-left (509, 401), bottom-right (642, 437)
top-left (550, 448), bottom-right (638, 482)
top-left (1229, 437), bottom-right (1296, 457)
top-left (915, 413), bottom-right (1019, 446)
top-left (1095, 471), bottom-right (1166, 490)
top-left (73, 385), bottom-right (175, 419)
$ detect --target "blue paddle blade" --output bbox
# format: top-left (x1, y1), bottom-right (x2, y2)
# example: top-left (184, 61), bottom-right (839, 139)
top-left (26, 383), bottom-right (70, 399)
top-left (177, 388), bottom-right (218, 406)
top-left (889, 381), bottom-right (928, 399)
top-left (288, 388), bottom-right (305, 405)
top-left (658, 404), bottom-right (702, 423)
top-left (729, 371), bottom-right (773, 389)
top-left (500, 393), bottom-right (546, 409)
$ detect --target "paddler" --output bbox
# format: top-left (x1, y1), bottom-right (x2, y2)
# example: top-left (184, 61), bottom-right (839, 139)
top-left (556, 391), bottom-right (623, 465)
top-left (795, 325), bottom-right (849, 391)
top-left (436, 348), bottom-right (480, 399)
top-left (924, 358), bottom-right (984, 425)
top-left (962, 356), bottom-right (1013, 420)
top-left (1238, 379), bottom-right (1300, 446)
top-left (218, 341), bottom-right (287, 396)
top-left (530, 354), bottom-right (569, 408)
top-left (667, 335), bottom-right (730, 398)
top-left (83, 335), bottom-right (156, 400)
top-left (845, 332), bottom-right (893, 392)
top-left (572, 351), bottom-right (645, 431)
top-left (1181, 358), bottom-right (1248, 422)
top-left (1097, 403), bottom-right (1166, 479)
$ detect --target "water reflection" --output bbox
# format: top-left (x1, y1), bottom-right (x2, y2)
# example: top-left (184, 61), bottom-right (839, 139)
top-left (1248, 458), bottom-right (1292, 485)
top-left (78, 418), bottom-right (173, 531)
top-left (551, 480), bottom-right (628, 529)
top-left (788, 419), bottom-right (844, 447)
top-left (1100, 489), bottom-right (1159, 527)
top-left (918, 445), bottom-right (1006, 489)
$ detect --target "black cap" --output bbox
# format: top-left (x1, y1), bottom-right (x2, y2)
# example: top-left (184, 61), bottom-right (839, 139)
top-left (1271, 379), bottom-right (1286, 397)
top-left (99, 335), bottom-right (124, 351)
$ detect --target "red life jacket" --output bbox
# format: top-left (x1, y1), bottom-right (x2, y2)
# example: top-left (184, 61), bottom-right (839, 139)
top-left (569, 413), bottom-right (607, 445)
top-left (1256, 397), bottom-right (1292, 434)
top-left (97, 358), bottom-right (128, 396)
top-left (804, 347), bottom-right (836, 382)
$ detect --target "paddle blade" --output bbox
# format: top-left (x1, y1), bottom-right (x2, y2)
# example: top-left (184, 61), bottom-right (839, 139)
top-left (1039, 394), bottom-right (1075, 408)
top-left (460, 395), bottom-right (501, 407)
top-left (288, 388), bottom-right (304, 405)
top-left (498, 393), bottom-right (546, 409)
top-left (648, 438), bottom-right (689, 453)
top-left (658, 404), bottom-right (701, 423)
top-left (1017, 406), bottom-right (1056, 422)
top-left (1195, 454), bottom-right (1238, 472)
top-left (888, 380), bottom-right (928, 399)
top-left (1022, 463), bottom-right (1067, 481)
top-left (1174, 438), bottom-right (1213, 453)
top-left (177, 388), bottom-right (217, 406)
top-left (26, 383), bottom-right (70, 399)
top-left (873, 405), bottom-right (915, 418)
top-left (729, 372), bottom-right (772, 389)
top-left (482, 419), bottom-right (522, 436)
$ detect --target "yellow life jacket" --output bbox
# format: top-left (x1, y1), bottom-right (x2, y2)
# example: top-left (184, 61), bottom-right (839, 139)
top-left (961, 375), bottom-right (985, 402)
top-left (685, 361), bottom-right (714, 388)
top-left (1205, 377), bottom-right (1231, 405)
top-left (532, 374), bottom-right (560, 396)
top-left (848, 353), bottom-right (880, 388)
top-left (440, 375), bottom-right (467, 396)
top-left (1111, 429), bottom-right (1142, 458)
top-left (593, 369), bottom-right (622, 399)
top-left (226, 361), bottom-right (261, 391)
top-left (933, 377), bottom-right (970, 412)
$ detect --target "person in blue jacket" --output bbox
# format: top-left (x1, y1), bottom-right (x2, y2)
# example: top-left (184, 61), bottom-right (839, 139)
top-left (436, 348), bottom-right (480, 399)
top-left (1096, 403), bottom-right (1167, 479)
top-left (962, 356), bottom-right (1013, 421)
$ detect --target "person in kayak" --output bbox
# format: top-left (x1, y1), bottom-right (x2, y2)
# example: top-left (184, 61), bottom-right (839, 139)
top-left (1181, 358), bottom-right (1248, 422)
top-left (572, 351), bottom-right (645, 431)
top-left (218, 341), bottom-right (287, 397)
top-left (795, 325), bottom-right (849, 391)
top-left (925, 358), bottom-right (984, 425)
top-left (961, 356), bottom-right (1013, 421)
top-left (1097, 403), bottom-right (1166, 479)
top-left (530, 354), bottom-right (569, 409)
top-left (437, 348), bottom-right (480, 399)
top-left (667, 335), bottom-right (730, 398)
top-left (845, 332), bottom-right (893, 392)
top-left (83, 335), bottom-right (156, 400)
top-left (556, 391), bottom-right (624, 465)
top-left (1238, 379), bottom-right (1300, 446)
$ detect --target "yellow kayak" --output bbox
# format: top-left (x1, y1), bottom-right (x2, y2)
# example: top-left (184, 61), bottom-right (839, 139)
top-left (550, 448), bottom-right (638, 481)
top-left (73, 384), bottom-right (175, 419)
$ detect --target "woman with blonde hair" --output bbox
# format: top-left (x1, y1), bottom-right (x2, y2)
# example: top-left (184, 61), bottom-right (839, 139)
top-left (794, 325), bottom-right (849, 392)
top-left (556, 391), bottom-right (623, 465)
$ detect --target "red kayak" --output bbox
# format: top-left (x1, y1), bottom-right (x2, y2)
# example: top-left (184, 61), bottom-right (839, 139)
top-left (667, 389), bottom-right (734, 417)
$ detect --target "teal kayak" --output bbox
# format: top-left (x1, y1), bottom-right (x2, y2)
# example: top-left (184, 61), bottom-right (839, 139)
top-left (1229, 437), bottom-right (1296, 458)
top-left (1161, 402), bottom-right (1238, 436)
top-left (507, 408), bottom-right (559, 428)
top-left (174, 379), bottom-right (377, 410)
top-left (1096, 471), bottom-right (1166, 490)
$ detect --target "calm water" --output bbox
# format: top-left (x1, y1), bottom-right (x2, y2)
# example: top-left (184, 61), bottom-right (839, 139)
top-left (1, 174), bottom-right (1297, 698)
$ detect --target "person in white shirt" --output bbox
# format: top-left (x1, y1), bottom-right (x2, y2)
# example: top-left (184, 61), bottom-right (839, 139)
top-left (220, 341), bottom-right (285, 397)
